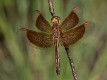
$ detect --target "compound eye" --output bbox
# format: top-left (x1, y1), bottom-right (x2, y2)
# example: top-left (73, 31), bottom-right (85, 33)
top-left (51, 17), bottom-right (57, 23)
top-left (57, 17), bottom-right (61, 23)
top-left (51, 16), bottom-right (61, 23)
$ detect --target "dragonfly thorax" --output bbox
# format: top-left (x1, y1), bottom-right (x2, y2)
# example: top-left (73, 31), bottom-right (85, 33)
top-left (52, 23), bottom-right (61, 39)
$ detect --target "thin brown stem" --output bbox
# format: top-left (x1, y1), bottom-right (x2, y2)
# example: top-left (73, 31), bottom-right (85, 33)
top-left (48, 0), bottom-right (55, 17)
top-left (65, 46), bottom-right (78, 80)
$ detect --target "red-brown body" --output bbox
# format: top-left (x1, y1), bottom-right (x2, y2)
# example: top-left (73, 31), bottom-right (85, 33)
top-left (51, 23), bottom-right (61, 76)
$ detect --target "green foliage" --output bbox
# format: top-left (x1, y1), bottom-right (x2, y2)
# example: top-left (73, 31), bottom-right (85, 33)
top-left (0, 0), bottom-right (107, 80)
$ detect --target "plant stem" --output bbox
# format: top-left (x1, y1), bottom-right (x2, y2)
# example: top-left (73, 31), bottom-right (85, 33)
top-left (48, 0), bottom-right (55, 17)
top-left (65, 46), bottom-right (78, 80)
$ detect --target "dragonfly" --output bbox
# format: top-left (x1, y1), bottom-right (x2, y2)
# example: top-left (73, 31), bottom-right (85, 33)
top-left (20, 7), bottom-right (90, 76)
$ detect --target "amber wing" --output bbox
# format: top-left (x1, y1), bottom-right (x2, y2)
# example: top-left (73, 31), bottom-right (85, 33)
top-left (36, 10), bottom-right (52, 33)
top-left (26, 29), bottom-right (53, 47)
top-left (60, 10), bottom-right (79, 32)
top-left (60, 24), bottom-right (85, 47)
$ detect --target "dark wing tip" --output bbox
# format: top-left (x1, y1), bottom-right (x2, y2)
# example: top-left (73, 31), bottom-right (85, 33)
top-left (73, 6), bottom-right (78, 11)
top-left (33, 10), bottom-right (41, 14)
top-left (84, 22), bottom-right (91, 25)
top-left (20, 28), bottom-right (28, 31)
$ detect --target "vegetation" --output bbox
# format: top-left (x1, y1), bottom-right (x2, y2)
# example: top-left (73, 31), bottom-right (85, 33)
top-left (0, 0), bottom-right (107, 80)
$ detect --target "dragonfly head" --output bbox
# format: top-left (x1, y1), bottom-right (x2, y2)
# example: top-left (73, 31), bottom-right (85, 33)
top-left (51, 16), bottom-right (61, 24)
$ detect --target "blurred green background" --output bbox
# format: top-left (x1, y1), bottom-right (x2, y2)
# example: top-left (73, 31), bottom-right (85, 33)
top-left (0, 0), bottom-right (107, 80)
